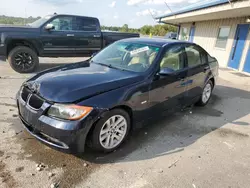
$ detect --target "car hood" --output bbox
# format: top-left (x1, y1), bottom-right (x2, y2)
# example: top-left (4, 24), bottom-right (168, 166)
top-left (26, 62), bottom-right (143, 103)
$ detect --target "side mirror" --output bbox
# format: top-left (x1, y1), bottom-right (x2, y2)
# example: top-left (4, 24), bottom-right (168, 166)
top-left (45, 23), bottom-right (55, 30)
top-left (158, 67), bottom-right (175, 76)
top-left (91, 52), bottom-right (97, 58)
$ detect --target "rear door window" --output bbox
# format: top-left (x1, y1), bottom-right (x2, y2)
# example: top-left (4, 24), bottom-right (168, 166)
top-left (74, 17), bottom-right (98, 31)
top-left (185, 45), bottom-right (207, 67)
top-left (159, 45), bottom-right (185, 72)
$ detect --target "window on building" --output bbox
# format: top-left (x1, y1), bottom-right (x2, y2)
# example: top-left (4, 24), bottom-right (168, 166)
top-left (180, 27), bottom-right (188, 41)
top-left (215, 27), bottom-right (230, 48)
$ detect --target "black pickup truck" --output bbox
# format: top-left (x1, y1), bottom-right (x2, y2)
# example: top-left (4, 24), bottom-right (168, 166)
top-left (0, 14), bottom-right (139, 73)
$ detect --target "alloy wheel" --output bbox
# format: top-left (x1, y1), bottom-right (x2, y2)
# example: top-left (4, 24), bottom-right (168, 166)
top-left (202, 83), bottom-right (212, 104)
top-left (99, 115), bottom-right (128, 149)
top-left (14, 52), bottom-right (34, 70)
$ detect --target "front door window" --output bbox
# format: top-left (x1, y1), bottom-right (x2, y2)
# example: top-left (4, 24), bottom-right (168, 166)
top-left (48, 16), bottom-right (74, 31)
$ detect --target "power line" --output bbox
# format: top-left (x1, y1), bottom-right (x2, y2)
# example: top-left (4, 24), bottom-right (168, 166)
top-left (164, 1), bottom-right (173, 13)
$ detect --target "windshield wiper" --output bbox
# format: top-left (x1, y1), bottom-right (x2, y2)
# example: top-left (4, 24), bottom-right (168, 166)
top-left (107, 64), bottom-right (126, 71)
top-left (93, 62), bottom-right (125, 71)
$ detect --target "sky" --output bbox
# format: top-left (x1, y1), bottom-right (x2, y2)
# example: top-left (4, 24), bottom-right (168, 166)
top-left (0, 0), bottom-right (213, 28)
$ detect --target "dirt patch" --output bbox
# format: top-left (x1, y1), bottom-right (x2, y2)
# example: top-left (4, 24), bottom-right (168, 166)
top-left (0, 103), bottom-right (17, 108)
top-left (217, 128), bottom-right (249, 138)
top-left (15, 131), bottom-right (101, 188)
top-left (0, 161), bottom-right (17, 188)
top-left (15, 167), bottom-right (24, 172)
top-left (0, 151), bottom-right (4, 157)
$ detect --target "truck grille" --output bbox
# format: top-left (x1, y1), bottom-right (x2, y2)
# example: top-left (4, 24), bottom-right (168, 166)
top-left (21, 87), bottom-right (44, 110)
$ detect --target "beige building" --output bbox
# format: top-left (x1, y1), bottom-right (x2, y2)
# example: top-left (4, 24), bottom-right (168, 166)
top-left (156, 0), bottom-right (250, 74)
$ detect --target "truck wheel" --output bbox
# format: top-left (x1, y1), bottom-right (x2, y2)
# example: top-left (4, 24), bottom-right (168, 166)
top-left (8, 46), bottom-right (39, 73)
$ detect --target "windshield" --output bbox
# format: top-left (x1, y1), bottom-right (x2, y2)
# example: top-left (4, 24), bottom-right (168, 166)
top-left (171, 33), bottom-right (177, 38)
top-left (91, 42), bottom-right (160, 73)
top-left (29, 15), bottom-right (52, 27)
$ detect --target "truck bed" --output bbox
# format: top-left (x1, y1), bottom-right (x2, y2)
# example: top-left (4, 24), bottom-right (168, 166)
top-left (102, 31), bottom-right (140, 46)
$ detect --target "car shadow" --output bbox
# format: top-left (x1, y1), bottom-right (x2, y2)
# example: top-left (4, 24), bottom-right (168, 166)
top-left (78, 84), bottom-right (250, 164)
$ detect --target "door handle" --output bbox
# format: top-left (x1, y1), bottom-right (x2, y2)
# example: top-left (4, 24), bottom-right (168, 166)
top-left (93, 35), bottom-right (100, 38)
top-left (67, 34), bottom-right (74, 37)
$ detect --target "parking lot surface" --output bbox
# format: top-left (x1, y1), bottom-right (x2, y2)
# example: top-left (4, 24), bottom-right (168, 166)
top-left (0, 57), bottom-right (250, 188)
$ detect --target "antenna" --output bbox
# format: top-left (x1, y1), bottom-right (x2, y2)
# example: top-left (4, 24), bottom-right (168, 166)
top-left (164, 1), bottom-right (173, 13)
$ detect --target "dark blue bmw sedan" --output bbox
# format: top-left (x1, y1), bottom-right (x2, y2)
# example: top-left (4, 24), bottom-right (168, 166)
top-left (17, 38), bottom-right (219, 153)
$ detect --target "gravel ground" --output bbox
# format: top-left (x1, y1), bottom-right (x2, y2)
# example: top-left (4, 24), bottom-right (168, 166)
top-left (0, 57), bottom-right (250, 188)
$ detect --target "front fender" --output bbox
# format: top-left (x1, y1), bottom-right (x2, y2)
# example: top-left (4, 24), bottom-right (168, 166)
top-left (5, 34), bottom-right (43, 55)
top-left (77, 80), bottom-right (150, 121)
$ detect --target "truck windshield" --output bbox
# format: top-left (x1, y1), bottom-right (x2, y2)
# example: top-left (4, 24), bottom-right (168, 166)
top-left (29, 15), bottom-right (52, 28)
top-left (91, 42), bottom-right (160, 73)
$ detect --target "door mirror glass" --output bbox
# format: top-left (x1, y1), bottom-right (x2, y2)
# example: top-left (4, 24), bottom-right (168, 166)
top-left (91, 52), bottom-right (97, 58)
top-left (45, 23), bottom-right (55, 30)
top-left (159, 67), bottom-right (175, 76)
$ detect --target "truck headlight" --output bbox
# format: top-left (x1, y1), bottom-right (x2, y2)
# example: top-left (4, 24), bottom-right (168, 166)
top-left (47, 104), bottom-right (93, 120)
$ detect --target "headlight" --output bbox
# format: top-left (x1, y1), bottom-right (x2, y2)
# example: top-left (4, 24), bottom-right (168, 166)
top-left (47, 104), bottom-right (93, 120)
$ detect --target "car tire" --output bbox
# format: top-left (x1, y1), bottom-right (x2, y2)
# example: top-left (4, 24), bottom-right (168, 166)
top-left (196, 80), bottom-right (213, 106)
top-left (90, 109), bottom-right (131, 153)
top-left (8, 46), bottom-right (39, 73)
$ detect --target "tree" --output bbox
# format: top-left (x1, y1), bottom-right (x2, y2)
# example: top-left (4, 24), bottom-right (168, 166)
top-left (120, 24), bottom-right (129, 32)
top-left (140, 25), bottom-right (153, 35)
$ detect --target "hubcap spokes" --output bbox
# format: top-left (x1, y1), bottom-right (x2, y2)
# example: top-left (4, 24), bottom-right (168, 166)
top-left (99, 115), bottom-right (127, 149)
top-left (14, 52), bottom-right (33, 70)
top-left (202, 83), bottom-right (212, 103)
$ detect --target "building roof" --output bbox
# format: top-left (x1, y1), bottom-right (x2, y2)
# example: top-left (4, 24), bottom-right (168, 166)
top-left (155, 0), bottom-right (230, 19)
top-left (156, 0), bottom-right (250, 25)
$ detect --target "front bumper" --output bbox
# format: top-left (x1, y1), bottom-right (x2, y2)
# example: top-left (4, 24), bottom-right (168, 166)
top-left (17, 90), bottom-right (102, 153)
top-left (20, 115), bottom-right (71, 150)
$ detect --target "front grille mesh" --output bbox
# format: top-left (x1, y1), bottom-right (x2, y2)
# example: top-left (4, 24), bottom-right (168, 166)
top-left (21, 87), bottom-right (29, 102)
top-left (28, 94), bottom-right (44, 110)
top-left (21, 87), bottom-right (44, 110)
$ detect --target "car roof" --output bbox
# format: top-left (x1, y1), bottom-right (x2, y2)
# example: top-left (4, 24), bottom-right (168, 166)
top-left (119, 37), bottom-right (193, 47)
top-left (49, 14), bottom-right (98, 20)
